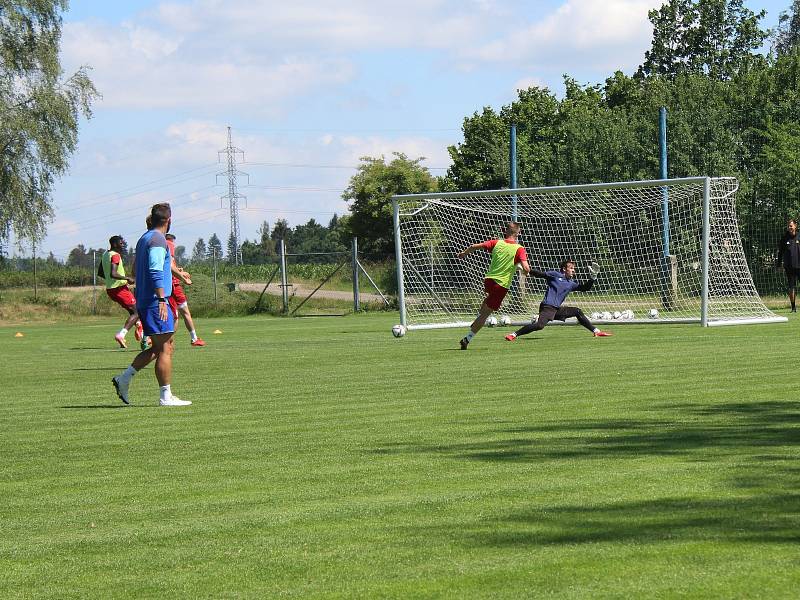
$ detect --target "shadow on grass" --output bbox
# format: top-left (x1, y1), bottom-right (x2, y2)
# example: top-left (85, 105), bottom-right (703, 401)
top-left (72, 367), bottom-right (119, 371)
top-left (380, 401), bottom-right (800, 547)
top-left (373, 401), bottom-right (800, 463)
top-left (60, 404), bottom-right (155, 409)
top-left (442, 492), bottom-right (800, 547)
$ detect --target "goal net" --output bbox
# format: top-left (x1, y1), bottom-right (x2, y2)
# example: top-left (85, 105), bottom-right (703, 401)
top-left (393, 177), bottom-right (785, 329)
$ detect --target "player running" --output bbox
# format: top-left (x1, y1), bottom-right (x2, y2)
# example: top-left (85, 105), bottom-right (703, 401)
top-left (457, 222), bottom-right (530, 350)
top-left (112, 203), bottom-right (191, 407)
top-left (100, 235), bottom-right (143, 348)
top-left (165, 233), bottom-right (206, 347)
top-left (505, 260), bottom-right (611, 341)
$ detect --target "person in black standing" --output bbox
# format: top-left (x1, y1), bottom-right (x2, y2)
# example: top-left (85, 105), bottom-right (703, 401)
top-left (776, 219), bottom-right (800, 312)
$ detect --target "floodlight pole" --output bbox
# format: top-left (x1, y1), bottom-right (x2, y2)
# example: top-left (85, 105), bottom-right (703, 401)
top-left (92, 250), bottom-right (97, 315)
top-left (510, 123), bottom-right (518, 220)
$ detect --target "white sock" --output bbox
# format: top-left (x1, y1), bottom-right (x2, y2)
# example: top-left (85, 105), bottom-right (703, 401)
top-left (120, 365), bottom-right (136, 382)
top-left (465, 331), bottom-right (475, 342)
top-left (508, 332), bottom-right (517, 339)
top-left (592, 328), bottom-right (600, 334)
top-left (118, 328), bottom-right (128, 337)
top-left (190, 330), bottom-right (198, 342)
top-left (160, 385), bottom-right (171, 401)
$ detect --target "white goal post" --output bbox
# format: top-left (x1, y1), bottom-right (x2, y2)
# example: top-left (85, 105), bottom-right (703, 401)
top-left (393, 177), bottom-right (785, 330)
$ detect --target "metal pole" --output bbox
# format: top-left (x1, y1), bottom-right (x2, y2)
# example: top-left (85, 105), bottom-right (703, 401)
top-left (659, 107), bottom-right (670, 255)
top-left (393, 199), bottom-right (407, 327)
top-left (280, 238), bottom-right (289, 314)
top-left (32, 241), bottom-right (37, 301)
top-left (510, 123), bottom-right (518, 220)
top-left (351, 238), bottom-right (360, 312)
top-left (213, 248), bottom-right (218, 306)
top-left (92, 250), bottom-right (97, 315)
top-left (701, 177), bottom-right (711, 326)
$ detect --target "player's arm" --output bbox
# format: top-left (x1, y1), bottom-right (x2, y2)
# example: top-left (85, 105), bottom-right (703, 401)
top-left (528, 268), bottom-right (549, 279)
top-left (171, 257), bottom-right (192, 285)
top-left (457, 242), bottom-right (490, 259)
top-left (110, 257), bottom-right (134, 284)
top-left (576, 262), bottom-right (600, 291)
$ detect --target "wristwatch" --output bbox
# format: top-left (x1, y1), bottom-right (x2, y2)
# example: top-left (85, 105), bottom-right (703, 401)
top-left (157, 297), bottom-right (167, 303)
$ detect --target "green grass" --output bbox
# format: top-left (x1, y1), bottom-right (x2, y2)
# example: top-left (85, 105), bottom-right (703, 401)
top-left (1, 312), bottom-right (799, 598)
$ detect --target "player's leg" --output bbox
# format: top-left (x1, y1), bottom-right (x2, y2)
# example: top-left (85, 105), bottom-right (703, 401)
top-left (179, 303), bottom-right (205, 346)
top-left (787, 269), bottom-right (797, 312)
top-left (461, 280), bottom-right (506, 349)
top-left (108, 286), bottom-right (138, 348)
top-left (506, 306), bottom-right (555, 340)
top-left (556, 306), bottom-right (612, 336)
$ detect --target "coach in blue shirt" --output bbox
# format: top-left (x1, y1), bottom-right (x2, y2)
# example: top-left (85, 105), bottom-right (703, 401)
top-left (112, 203), bottom-right (191, 407)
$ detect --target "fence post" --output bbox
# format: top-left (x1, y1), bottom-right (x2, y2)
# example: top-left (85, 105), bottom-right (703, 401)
top-left (352, 237), bottom-right (360, 312)
top-left (213, 248), bottom-right (218, 306)
top-left (280, 238), bottom-right (289, 314)
top-left (92, 250), bottom-right (97, 315)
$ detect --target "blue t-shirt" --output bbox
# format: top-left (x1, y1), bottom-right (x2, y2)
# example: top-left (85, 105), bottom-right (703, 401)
top-left (134, 230), bottom-right (172, 308)
top-left (540, 269), bottom-right (581, 308)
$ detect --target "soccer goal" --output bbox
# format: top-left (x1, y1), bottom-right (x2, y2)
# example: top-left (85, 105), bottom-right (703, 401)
top-left (393, 177), bottom-right (785, 330)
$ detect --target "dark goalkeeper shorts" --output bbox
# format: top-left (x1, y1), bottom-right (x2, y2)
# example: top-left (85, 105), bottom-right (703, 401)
top-left (536, 304), bottom-right (581, 324)
top-left (785, 267), bottom-right (800, 290)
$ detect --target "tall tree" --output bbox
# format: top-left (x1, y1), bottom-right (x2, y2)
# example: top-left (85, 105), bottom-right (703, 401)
top-left (637, 0), bottom-right (768, 80)
top-left (207, 233), bottom-right (223, 261)
top-left (191, 238), bottom-right (207, 263)
top-left (226, 232), bottom-right (237, 264)
top-left (1, 0), bottom-right (98, 245)
top-left (343, 153), bottom-right (437, 254)
top-left (773, 0), bottom-right (800, 56)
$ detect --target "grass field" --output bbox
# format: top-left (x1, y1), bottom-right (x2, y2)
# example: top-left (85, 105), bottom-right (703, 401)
top-left (1, 312), bottom-right (799, 598)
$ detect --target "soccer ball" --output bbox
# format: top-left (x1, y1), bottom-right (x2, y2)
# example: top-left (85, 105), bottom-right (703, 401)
top-left (601, 311), bottom-right (613, 321)
top-left (590, 312), bottom-right (602, 321)
top-left (622, 309), bottom-right (634, 320)
top-left (392, 324), bottom-right (407, 337)
top-left (486, 315), bottom-right (498, 327)
top-left (648, 308), bottom-right (659, 319)
top-left (499, 315), bottom-right (511, 326)
top-left (613, 311), bottom-right (622, 320)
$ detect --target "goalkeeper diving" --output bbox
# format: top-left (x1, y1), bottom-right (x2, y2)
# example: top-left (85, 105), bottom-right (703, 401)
top-left (505, 260), bottom-right (612, 341)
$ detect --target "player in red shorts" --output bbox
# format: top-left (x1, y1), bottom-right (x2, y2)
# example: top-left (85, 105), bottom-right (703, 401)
top-left (165, 233), bottom-right (206, 347)
top-left (456, 222), bottom-right (530, 349)
top-left (100, 235), bottom-right (143, 348)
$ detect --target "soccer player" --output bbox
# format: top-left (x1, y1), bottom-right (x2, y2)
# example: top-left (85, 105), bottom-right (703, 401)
top-left (165, 233), bottom-right (206, 346)
top-left (457, 222), bottom-right (530, 350)
top-left (776, 218), bottom-right (800, 312)
top-left (112, 203), bottom-right (191, 407)
top-left (504, 260), bottom-right (612, 341)
top-left (100, 235), bottom-right (143, 348)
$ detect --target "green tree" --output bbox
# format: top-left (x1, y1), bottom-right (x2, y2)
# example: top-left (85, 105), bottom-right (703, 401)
top-left (226, 232), bottom-right (238, 264)
top-left (191, 238), bottom-right (207, 263)
top-left (773, 0), bottom-right (800, 56)
top-left (270, 218), bottom-right (291, 252)
top-left (174, 245), bottom-right (186, 264)
top-left (637, 0), bottom-right (768, 80)
top-left (343, 153), bottom-right (437, 255)
top-left (1, 0), bottom-right (98, 245)
top-left (207, 233), bottom-right (223, 262)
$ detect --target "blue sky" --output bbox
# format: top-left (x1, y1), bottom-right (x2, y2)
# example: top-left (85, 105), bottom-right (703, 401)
top-left (25, 0), bottom-right (792, 258)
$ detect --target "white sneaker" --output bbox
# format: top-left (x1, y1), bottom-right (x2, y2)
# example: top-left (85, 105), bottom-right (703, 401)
top-left (112, 376), bottom-right (130, 405)
top-left (160, 395), bottom-right (192, 407)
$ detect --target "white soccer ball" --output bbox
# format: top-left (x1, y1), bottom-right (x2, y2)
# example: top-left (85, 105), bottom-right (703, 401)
top-left (590, 312), bottom-right (602, 321)
top-left (392, 324), bottom-right (407, 338)
top-left (486, 315), bottom-right (498, 327)
top-left (499, 315), bottom-right (511, 326)
top-left (601, 311), bottom-right (613, 321)
top-left (648, 308), bottom-right (659, 319)
top-left (613, 311), bottom-right (622, 320)
top-left (622, 309), bottom-right (634, 320)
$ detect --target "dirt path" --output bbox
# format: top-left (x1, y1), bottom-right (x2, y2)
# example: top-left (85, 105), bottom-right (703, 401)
top-left (58, 283), bottom-right (387, 303)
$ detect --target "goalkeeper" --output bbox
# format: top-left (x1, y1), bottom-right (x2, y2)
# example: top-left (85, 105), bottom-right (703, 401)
top-left (505, 260), bottom-right (611, 340)
top-left (457, 222), bottom-right (530, 350)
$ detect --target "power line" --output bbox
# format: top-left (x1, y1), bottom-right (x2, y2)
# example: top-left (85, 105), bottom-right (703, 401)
top-left (243, 160), bottom-right (449, 171)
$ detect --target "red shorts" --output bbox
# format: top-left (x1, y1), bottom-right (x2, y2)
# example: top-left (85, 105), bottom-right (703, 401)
top-left (171, 281), bottom-right (187, 305)
top-left (483, 278), bottom-right (508, 311)
top-left (168, 296), bottom-right (179, 320)
top-left (106, 285), bottom-right (136, 310)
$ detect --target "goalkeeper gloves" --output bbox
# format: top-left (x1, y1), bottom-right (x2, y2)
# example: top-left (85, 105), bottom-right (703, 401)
top-left (588, 261), bottom-right (601, 280)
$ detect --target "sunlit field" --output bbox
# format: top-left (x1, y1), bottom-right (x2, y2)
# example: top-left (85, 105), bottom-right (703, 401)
top-left (1, 312), bottom-right (799, 598)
